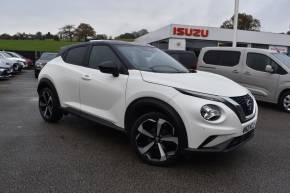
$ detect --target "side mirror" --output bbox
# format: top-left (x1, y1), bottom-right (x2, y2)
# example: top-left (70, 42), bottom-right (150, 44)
top-left (98, 61), bottom-right (119, 77)
top-left (265, 65), bottom-right (274, 73)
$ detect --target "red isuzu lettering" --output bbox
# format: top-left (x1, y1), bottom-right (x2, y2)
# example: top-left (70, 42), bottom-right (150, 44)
top-left (173, 27), bottom-right (209, 37)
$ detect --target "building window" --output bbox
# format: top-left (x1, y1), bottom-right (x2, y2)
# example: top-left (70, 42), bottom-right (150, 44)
top-left (251, 44), bottom-right (269, 49)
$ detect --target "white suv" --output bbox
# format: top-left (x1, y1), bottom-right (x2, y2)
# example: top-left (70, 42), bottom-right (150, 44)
top-left (37, 41), bottom-right (258, 165)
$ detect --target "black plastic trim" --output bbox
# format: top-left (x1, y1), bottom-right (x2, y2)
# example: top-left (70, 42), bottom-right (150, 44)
top-left (187, 130), bottom-right (255, 152)
top-left (63, 107), bottom-right (124, 131)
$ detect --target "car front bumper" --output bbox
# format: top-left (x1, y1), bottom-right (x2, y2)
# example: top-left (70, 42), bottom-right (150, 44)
top-left (168, 93), bottom-right (258, 151)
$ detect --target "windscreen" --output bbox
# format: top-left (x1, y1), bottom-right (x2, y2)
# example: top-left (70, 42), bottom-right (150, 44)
top-left (116, 45), bottom-right (189, 73)
top-left (40, 53), bottom-right (57, 60)
top-left (272, 53), bottom-right (290, 69)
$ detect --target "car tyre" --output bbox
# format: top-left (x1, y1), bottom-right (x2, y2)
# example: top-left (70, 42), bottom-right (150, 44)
top-left (39, 87), bottom-right (63, 122)
top-left (130, 112), bottom-right (185, 166)
top-left (279, 91), bottom-right (290, 113)
top-left (35, 71), bottom-right (39, 79)
top-left (13, 64), bottom-right (19, 72)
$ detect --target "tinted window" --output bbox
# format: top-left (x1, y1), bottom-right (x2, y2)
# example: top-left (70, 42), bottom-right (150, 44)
top-left (170, 53), bottom-right (196, 70)
top-left (203, 50), bottom-right (240, 67)
top-left (247, 53), bottom-right (287, 74)
top-left (40, 53), bottom-right (57, 60)
top-left (203, 51), bottom-right (219, 65)
top-left (247, 53), bottom-right (270, 72)
top-left (88, 46), bottom-right (121, 69)
top-left (65, 46), bottom-right (87, 66)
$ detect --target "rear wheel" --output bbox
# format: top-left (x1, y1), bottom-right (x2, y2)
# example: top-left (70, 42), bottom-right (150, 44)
top-left (130, 112), bottom-right (184, 166)
top-left (279, 91), bottom-right (290, 113)
top-left (38, 87), bottom-right (63, 122)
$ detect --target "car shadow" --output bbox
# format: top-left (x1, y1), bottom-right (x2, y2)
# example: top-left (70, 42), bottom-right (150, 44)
top-left (56, 114), bottom-right (255, 170)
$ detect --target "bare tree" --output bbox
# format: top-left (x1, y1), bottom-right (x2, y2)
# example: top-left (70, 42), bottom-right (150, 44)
top-left (59, 25), bottom-right (76, 41)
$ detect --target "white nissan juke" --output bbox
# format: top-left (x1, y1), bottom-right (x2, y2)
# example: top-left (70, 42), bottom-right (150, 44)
top-left (37, 41), bottom-right (258, 165)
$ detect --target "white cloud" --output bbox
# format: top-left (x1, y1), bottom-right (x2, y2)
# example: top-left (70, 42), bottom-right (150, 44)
top-left (0, 0), bottom-right (289, 36)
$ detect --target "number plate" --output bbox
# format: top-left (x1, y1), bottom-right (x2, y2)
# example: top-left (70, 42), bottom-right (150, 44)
top-left (243, 122), bottom-right (256, 133)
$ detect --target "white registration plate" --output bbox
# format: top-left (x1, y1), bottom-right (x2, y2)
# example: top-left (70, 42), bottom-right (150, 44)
top-left (243, 122), bottom-right (256, 133)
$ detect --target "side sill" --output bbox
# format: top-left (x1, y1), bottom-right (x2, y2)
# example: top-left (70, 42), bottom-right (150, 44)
top-left (62, 107), bottom-right (125, 132)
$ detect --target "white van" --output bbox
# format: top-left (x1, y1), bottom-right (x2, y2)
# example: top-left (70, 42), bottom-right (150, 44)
top-left (198, 47), bottom-right (290, 112)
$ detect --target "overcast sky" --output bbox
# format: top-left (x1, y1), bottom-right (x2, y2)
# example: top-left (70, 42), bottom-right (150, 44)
top-left (0, 0), bottom-right (289, 37)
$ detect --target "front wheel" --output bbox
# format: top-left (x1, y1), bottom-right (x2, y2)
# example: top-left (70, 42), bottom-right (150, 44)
top-left (34, 70), bottom-right (39, 79)
top-left (13, 64), bottom-right (19, 72)
top-left (279, 91), bottom-right (290, 113)
top-left (130, 112), bottom-right (184, 166)
top-left (38, 87), bottom-right (63, 122)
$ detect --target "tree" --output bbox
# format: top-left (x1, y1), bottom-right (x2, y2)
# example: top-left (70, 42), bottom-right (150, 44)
top-left (0, 33), bottom-right (12, 40)
top-left (287, 31), bottom-right (290, 35)
top-left (35, 32), bottom-right (43, 40)
top-left (221, 13), bottom-right (261, 31)
top-left (59, 25), bottom-right (75, 41)
top-left (45, 32), bottom-right (54, 39)
top-left (74, 23), bottom-right (96, 41)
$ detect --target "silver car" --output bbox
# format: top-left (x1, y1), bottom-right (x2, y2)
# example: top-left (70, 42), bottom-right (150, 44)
top-left (198, 47), bottom-right (290, 112)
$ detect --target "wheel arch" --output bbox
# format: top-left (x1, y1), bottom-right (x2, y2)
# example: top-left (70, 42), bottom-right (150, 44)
top-left (37, 78), bottom-right (61, 105)
top-left (278, 89), bottom-right (290, 103)
top-left (125, 97), bottom-right (188, 148)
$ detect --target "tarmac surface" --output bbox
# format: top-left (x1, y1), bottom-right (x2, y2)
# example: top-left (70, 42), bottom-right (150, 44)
top-left (0, 70), bottom-right (289, 193)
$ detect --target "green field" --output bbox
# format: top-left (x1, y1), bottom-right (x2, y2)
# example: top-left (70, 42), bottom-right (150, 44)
top-left (0, 40), bottom-right (80, 52)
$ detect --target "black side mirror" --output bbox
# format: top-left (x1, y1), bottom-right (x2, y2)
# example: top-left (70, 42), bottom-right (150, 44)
top-left (98, 61), bottom-right (119, 77)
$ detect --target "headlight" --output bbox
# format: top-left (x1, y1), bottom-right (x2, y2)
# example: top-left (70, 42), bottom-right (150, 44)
top-left (200, 104), bottom-right (222, 121)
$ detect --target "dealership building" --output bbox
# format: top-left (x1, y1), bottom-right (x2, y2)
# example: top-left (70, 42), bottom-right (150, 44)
top-left (135, 24), bottom-right (290, 56)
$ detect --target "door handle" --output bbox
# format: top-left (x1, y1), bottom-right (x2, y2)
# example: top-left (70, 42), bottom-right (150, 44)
top-left (232, 70), bottom-right (239, 74)
top-left (82, 74), bottom-right (91, 81)
top-left (244, 71), bottom-right (251, 76)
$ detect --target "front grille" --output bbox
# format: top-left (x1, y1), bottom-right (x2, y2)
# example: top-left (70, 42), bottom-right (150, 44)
top-left (230, 94), bottom-right (254, 117)
top-left (227, 130), bottom-right (255, 150)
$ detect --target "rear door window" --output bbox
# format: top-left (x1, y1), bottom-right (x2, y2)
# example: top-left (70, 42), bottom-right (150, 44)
top-left (65, 46), bottom-right (88, 66)
top-left (203, 50), bottom-right (241, 67)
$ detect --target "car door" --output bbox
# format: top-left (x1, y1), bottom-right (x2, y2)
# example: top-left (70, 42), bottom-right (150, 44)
top-left (79, 45), bottom-right (128, 126)
top-left (199, 50), bottom-right (243, 83)
top-left (56, 45), bottom-right (89, 110)
top-left (240, 52), bottom-right (280, 102)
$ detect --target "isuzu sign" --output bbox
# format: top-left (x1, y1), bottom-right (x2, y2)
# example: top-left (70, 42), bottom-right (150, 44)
top-left (173, 27), bottom-right (209, 38)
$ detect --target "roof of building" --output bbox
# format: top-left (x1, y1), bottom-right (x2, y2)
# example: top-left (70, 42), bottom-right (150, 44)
top-left (135, 24), bottom-right (290, 47)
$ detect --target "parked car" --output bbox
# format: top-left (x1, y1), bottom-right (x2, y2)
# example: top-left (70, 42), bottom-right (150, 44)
top-left (198, 47), bottom-right (290, 112)
top-left (0, 53), bottom-right (17, 74)
top-left (34, 52), bottom-right (57, 78)
top-left (0, 60), bottom-right (12, 79)
top-left (0, 51), bottom-right (23, 72)
top-left (5, 51), bottom-right (33, 67)
top-left (164, 50), bottom-right (197, 71)
top-left (37, 41), bottom-right (258, 166)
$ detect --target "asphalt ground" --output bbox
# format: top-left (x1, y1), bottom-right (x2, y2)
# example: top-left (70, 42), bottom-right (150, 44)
top-left (0, 70), bottom-right (289, 193)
